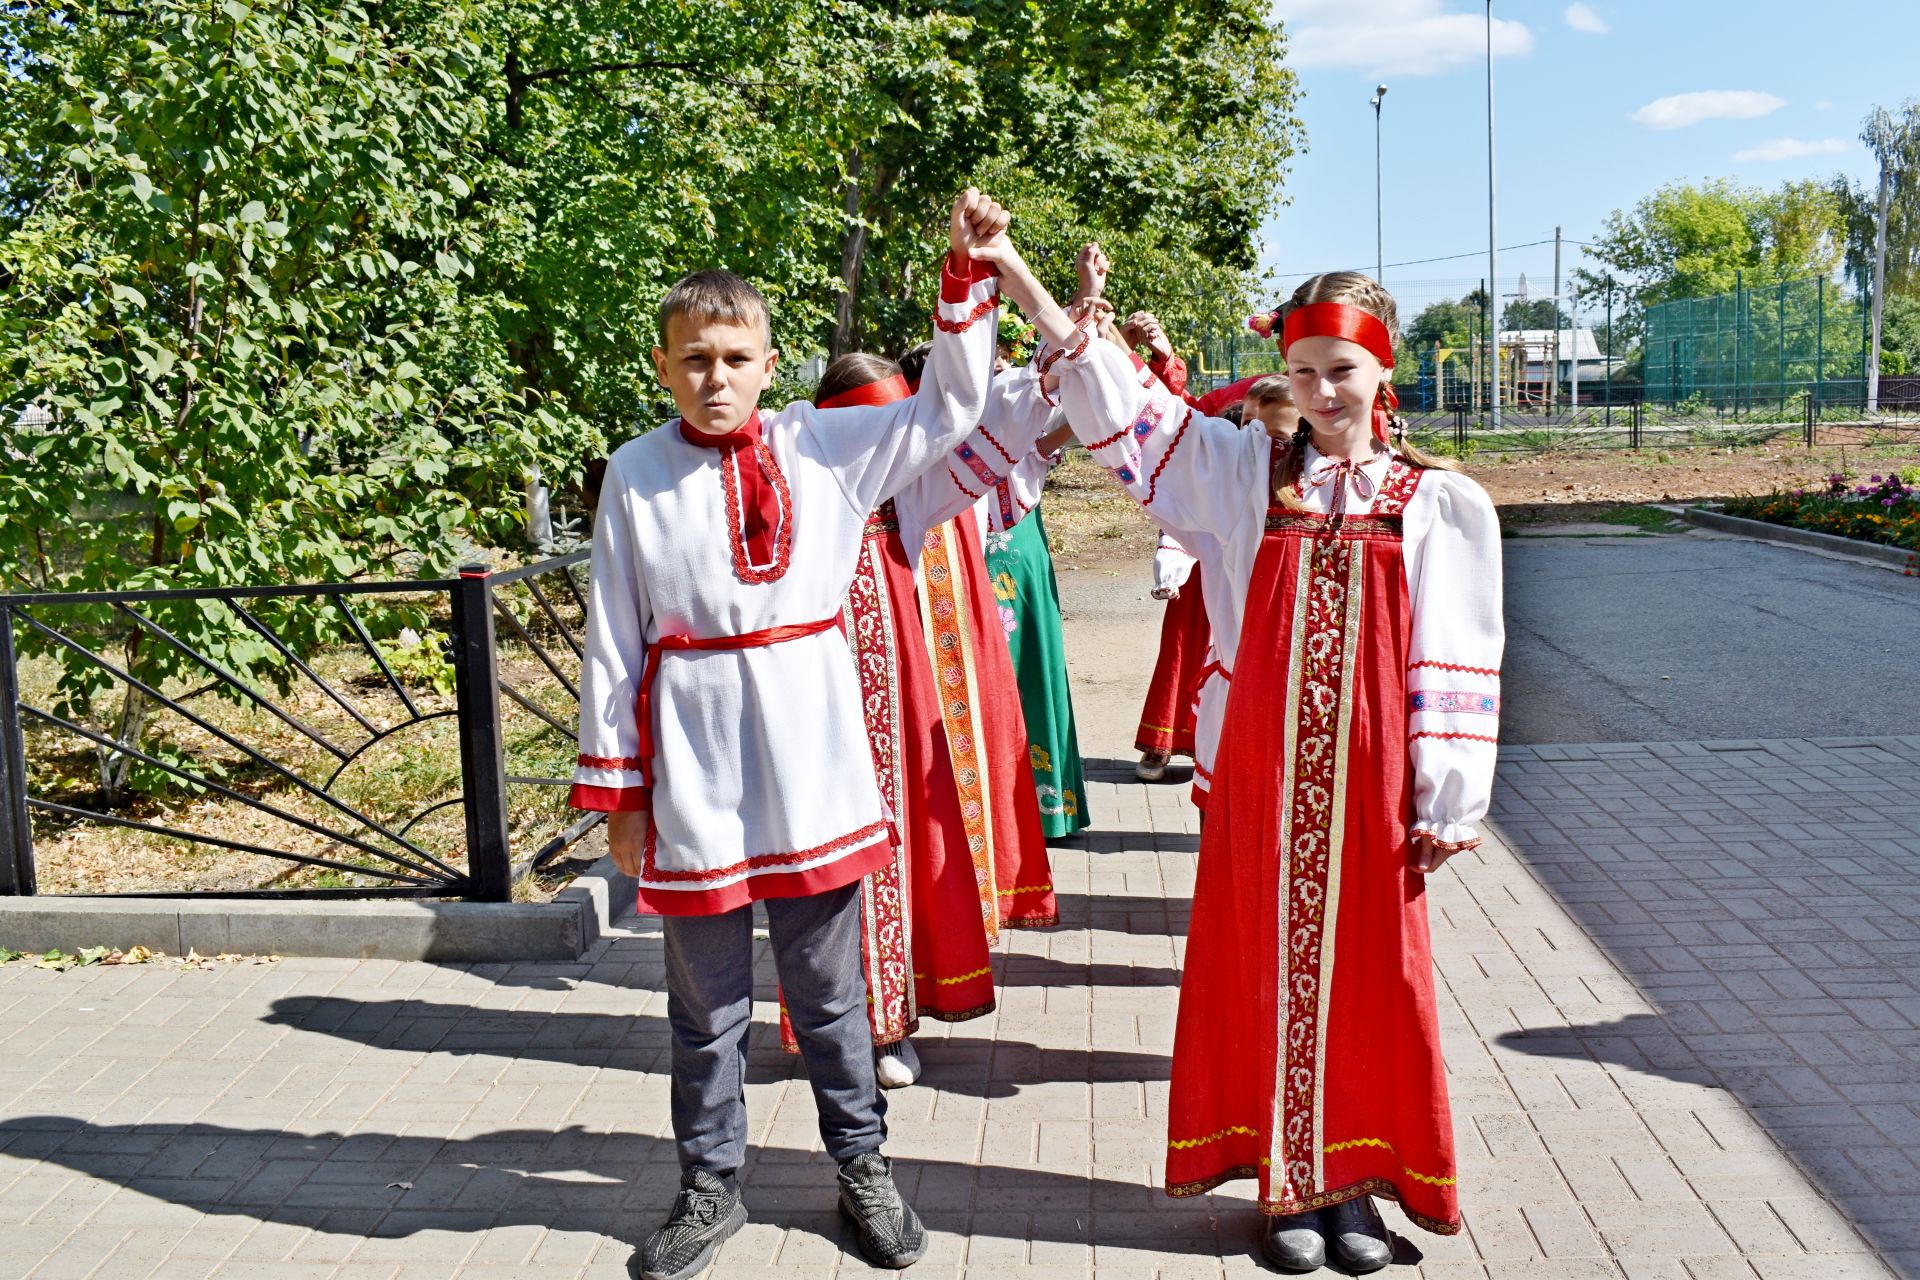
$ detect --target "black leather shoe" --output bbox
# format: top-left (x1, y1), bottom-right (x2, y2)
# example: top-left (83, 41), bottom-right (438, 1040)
top-left (1322, 1195), bottom-right (1392, 1274)
top-left (1260, 1209), bottom-right (1326, 1273)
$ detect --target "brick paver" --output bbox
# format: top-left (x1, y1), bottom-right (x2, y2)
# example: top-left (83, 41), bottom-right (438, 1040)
top-left (0, 737), bottom-right (1911, 1277)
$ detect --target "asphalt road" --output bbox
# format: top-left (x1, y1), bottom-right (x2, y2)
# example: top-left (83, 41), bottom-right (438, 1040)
top-left (1059, 527), bottom-right (1920, 751)
top-left (1501, 529), bottom-right (1919, 743)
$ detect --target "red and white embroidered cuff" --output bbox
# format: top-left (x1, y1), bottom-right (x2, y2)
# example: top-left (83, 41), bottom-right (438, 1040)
top-left (940, 252), bottom-right (999, 303)
top-left (569, 782), bottom-right (650, 813)
top-left (1411, 821), bottom-right (1481, 851)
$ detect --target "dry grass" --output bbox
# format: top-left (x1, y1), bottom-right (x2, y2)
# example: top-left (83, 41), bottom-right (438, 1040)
top-left (18, 580), bottom-right (583, 898)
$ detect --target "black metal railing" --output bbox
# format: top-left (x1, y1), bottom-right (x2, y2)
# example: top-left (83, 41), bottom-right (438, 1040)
top-left (0, 553), bottom-right (593, 901)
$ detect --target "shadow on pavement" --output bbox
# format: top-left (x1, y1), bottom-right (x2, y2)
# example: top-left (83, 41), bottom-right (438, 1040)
top-left (1490, 738), bottom-right (1920, 1271)
top-left (0, 1116), bottom-right (1251, 1261)
top-left (259, 997), bottom-right (1171, 1096)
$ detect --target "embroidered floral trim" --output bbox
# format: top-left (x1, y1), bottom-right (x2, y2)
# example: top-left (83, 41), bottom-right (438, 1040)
top-left (643, 818), bottom-right (890, 884)
top-left (1371, 458), bottom-right (1423, 515)
top-left (717, 439), bottom-right (794, 585)
top-left (1408, 659), bottom-right (1500, 676)
top-left (936, 295), bottom-right (998, 333)
top-left (1409, 730), bottom-right (1498, 744)
top-left (576, 752), bottom-right (643, 770)
top-left (1409, 691), bottom-right (1500, 715)
top-left (953, 441), bottom-right (1003, 491)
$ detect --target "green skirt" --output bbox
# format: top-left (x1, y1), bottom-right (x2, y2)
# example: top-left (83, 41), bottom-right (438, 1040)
top-left (983, 510), bottom-right (1090, 837)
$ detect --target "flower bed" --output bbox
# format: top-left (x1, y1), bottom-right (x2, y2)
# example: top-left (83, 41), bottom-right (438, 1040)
top-left (1721, 472), bottom-right (1920, 568)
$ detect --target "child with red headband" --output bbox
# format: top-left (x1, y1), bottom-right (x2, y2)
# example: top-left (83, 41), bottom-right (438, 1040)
top-left (1057, 270), bottom-right (1502, 1273)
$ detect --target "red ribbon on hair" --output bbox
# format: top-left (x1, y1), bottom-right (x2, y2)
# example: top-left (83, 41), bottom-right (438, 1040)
top-left (817, 374), bottom-right (910, 410)
top-left (1281, 301), bottom-right (1400, 437)
top-left (1282, 302), bottom-right (1396, 369)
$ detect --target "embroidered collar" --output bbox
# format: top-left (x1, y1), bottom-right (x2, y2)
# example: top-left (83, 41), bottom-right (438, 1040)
top-left (678, 410), bottom-right (763, 450)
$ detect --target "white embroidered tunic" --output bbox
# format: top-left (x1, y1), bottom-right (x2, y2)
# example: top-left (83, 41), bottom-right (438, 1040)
top-left (1060, 353), bottom-right (1505, 846)
top-left (569, 262), bottom-right (1007, 914)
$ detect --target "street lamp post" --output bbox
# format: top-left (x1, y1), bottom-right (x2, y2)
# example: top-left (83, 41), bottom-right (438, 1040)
top-left (1486, 0), bottom-right (1501, 431)
top-left (1370, 84), bottom-right (1388, 283)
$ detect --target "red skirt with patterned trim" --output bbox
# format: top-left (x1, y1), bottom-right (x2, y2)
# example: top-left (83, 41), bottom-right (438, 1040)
top-left (782, 514), bottom-right (998, 1050)
top-left (948, 514), bottom-right (1056, 928)
top-left (1165, 514), bottom-right (1459, 1235)
top-left (1135, 568), bottom-right (1210, 757)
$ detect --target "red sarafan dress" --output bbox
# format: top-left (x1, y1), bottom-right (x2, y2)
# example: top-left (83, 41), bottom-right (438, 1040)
top-left (1057, 348), bottom-right (1504, 1235)
top-left (1135, 533), bottom-right (1210, 758)
top-left (774, 361), bottom-right (1079, 1050)
top-left (919, 510), bottom-right (1057, 929)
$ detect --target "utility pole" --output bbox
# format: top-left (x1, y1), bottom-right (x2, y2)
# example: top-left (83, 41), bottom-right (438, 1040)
top-left (1486, 0), bottom-right (1502, 430)
top-left (1371, 84), bottom-right (1389, 283)
top-left (1869, 148), bottom-right (1892, 415)
top-left (1552, 226), bottom-right (1562, 417)
top-left (1569, 280), bottom-right (1581, 415)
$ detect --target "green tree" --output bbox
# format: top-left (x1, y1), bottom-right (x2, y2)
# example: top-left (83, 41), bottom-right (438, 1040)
top-left (0, 0), bottom-right (589, 799)
top-left (1501, 299), bottom-right (1571, 332)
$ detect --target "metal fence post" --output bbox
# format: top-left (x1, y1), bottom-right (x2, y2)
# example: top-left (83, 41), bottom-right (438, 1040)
top-left (450, 566), bottom-right (513, 902)
top-left (1631, 401), bottom-right (1643, 451)
top-left (0, 605), bottom-right (36, 895)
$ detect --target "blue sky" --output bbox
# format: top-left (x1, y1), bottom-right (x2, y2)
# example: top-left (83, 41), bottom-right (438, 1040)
top-left (1259, 0), bottom-right (1919, 324)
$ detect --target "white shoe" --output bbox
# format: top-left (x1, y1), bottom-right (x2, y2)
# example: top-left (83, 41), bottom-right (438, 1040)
top-left (874, 1039), bottom-right (921, 1089)
top-left (1135, 751), bottom-right (1170, 782)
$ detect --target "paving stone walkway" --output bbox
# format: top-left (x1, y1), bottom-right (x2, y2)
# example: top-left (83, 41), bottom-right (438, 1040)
top-left (0, 735), bottom-right (1915, 1279)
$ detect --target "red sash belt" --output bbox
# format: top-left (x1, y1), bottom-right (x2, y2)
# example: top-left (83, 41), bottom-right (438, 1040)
top-left (634, 615), bottom-right (841, 800)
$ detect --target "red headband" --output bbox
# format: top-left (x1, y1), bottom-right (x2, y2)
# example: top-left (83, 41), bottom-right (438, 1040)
top-left (817, 373), bottom-right (910, 410)
top-left (1281, 302), bottom-right (1395, 369)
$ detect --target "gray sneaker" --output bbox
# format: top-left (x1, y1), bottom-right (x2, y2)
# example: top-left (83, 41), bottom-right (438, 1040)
top-left (1260, 1209), bottom-right (1325, 1273)
top-left (1322, 1195), bottom-right (1391, 1274)
top-left (837, 1152), bottom-right (927, 1269)
top-left (638, 1169), bottom-right (747, 1280)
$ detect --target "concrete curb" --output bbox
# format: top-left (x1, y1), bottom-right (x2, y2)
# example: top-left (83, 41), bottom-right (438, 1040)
top-left (0, 854), bottom-right (641, 962)
top-left (1680, 505), bottom-right (1916, 571)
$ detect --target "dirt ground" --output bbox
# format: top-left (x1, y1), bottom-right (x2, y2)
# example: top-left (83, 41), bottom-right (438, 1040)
top-left (1043, 439), bottom-right (1920, 563)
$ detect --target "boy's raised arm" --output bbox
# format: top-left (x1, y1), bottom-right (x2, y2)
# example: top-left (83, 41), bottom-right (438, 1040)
top-left (820, 190), bottom-right (1013, 515)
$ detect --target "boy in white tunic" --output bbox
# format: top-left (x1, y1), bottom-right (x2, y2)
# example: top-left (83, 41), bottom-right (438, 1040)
top-left (570, 190), bottom-right (1108, 1279)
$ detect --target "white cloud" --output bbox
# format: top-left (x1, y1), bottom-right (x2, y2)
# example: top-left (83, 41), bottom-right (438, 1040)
top-left (1278, 0), bottom-right (1534, 78)
top-left (1629, 90), bottom-right (1786, 131)
top-left (1564, 3), bottom-right (1609, 34)
top-left (1733, 137), bottom-right (1855, 164)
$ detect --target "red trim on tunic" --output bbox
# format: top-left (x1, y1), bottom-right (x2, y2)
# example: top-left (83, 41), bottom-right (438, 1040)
top-left (635, 837), bottom-right (894, 917)
top-left (568, 782), bottom-right (649, 813)
top-left (576, 752), bottom-right (642, 770)
top-left (940, 253), bottom-right (997, 302)
top-left (1144, 408), bottom-right (1194, 506)
top-left (644, 818), bottom-right (892, 884)
top-left (1409, 730), bottom-right (1499, 744)
top-left (1407, 660), bottom-right (1501, 676)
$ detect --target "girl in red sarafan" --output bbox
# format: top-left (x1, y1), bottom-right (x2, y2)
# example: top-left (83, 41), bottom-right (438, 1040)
top-left (1060, 271), bottom-right (1503, 1274)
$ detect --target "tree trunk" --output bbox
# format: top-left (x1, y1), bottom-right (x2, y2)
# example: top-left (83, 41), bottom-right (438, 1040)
top-left (830, 152), bottom-right (868, 361)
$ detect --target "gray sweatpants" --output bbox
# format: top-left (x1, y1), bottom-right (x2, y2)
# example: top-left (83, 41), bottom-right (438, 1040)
top-left (662, 881), bottom-right (886, 1175)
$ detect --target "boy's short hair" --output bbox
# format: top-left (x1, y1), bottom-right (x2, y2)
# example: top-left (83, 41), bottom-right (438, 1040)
top-left (1244, 374), bottom-right (1294, 408)
top-left (658, 270), bottom-right (771, 347)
